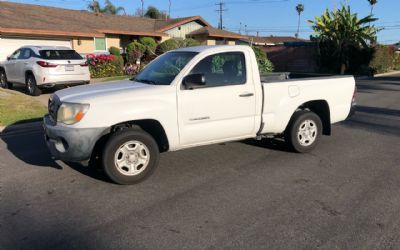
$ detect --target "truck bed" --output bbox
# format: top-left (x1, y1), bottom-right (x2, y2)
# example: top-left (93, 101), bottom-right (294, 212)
top-left (260, 75), bottom-right (355, 134)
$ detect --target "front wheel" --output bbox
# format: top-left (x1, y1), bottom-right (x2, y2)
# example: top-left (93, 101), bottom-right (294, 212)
top-left (102, 128), bottom-right (160, 185)
top-left (284, 111), bottom-right (322, 153)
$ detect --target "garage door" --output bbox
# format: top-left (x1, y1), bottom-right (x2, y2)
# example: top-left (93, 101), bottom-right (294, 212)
top-left (0, 37), bottom-right (72, 61)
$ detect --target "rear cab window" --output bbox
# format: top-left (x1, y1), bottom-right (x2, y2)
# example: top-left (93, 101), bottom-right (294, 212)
top-left (39, 50), bottom-right (83, 60)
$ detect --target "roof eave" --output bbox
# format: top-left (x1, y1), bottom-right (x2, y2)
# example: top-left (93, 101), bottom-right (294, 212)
top-left (0, 27), bottom-right (103, 37)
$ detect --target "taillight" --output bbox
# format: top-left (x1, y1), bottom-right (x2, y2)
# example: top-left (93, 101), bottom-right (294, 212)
top-left (37, 61), bottom-right (58, 68)
top-left (80, 62), bottom-right (89, 67)
top-left (352, 86), bottom-right (357, 105)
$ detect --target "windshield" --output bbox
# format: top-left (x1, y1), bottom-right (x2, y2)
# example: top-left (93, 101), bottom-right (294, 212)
top-left (134, 52), bottom-right (198, 85)
top-left (39, 50), bottom-right (83, 60)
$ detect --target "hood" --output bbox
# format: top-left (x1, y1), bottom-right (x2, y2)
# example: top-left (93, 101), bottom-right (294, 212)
top-left (54, 80), bottom-right (156, 103)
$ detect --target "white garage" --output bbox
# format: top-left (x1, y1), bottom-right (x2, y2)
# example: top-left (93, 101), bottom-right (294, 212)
top-left (0, 36), bottom-right (72, 61)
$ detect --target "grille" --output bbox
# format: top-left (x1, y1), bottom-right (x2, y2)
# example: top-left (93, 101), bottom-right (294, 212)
top-left (48, 95), bottom-right (60, 123)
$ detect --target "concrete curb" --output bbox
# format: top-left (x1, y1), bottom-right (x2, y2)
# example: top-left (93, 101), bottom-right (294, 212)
top-left (0, 121), bottom-right (43, 135)
top-left (374, 71), bottom-right (400, 77)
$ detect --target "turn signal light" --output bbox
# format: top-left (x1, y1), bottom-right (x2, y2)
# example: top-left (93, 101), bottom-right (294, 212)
top-left (80, 62), bottom-right (89, 67)
top-left (37, 61), bottom-right (58, 68)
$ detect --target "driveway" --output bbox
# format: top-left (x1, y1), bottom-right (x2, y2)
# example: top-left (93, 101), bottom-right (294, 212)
top-left (1, 74), bottom-right (400, 249)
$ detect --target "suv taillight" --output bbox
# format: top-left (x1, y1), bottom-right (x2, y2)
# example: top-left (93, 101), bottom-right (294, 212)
top-left (80, 62), bottom-right (89, 67)
top-left (352, 86), bottom-right (357, 105)
top-left (37, 61), bottom-right (58, 68)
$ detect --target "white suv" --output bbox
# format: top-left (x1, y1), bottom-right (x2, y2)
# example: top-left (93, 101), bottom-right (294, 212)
top-left (0, 46), bottom-right (90, 96)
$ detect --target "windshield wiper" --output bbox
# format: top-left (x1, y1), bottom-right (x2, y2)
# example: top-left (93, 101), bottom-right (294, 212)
top-left (134, 78), bottom-right (157, 85)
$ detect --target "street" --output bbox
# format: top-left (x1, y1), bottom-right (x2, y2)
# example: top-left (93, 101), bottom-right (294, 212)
top-left (1, 74), bottom-right (399, 249)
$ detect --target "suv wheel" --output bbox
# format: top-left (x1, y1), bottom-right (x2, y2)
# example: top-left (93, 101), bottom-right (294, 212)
top-left (0, 70), bottom-right (12, 89)
top-left (284, 111), bottom-right (322, 153)
top-left (26, 74), bottom-right (41, 96)
top-left (102, 128), bottom-right (160, 185)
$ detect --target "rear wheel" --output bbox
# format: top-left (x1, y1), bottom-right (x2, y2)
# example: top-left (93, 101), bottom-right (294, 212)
top-left (26, 74), bottom-right (41, 96)
top-left (102, 128), bottom-right (160, 185)
top-left (284, 111), bottom-right (322, 153)
top-left (0, 70), bottom-right (12, 89)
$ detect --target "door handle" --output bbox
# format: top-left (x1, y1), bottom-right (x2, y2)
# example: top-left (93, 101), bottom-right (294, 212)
top-left (239, 92), bottom-right (254, 97)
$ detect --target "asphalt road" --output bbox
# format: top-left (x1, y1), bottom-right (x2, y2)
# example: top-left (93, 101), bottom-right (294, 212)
top-left (1, 74), bottom-right (400, 250)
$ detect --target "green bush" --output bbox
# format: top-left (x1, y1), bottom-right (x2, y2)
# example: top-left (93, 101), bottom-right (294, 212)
top-left (126, 41), bottom-right (146, 64)
top-left (252, 46), bottom-right (274, 73)
top-left (156, 38), bottom-right (201, 55)
top-left (139, 37), bottom-right (157, 55)
top-left (109, 46), bottom-right (121, 56)
top-left (369, 45), bottom-right (396, 74)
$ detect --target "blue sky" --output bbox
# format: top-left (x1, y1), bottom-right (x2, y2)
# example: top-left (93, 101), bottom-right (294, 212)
top-left (7, 0), bottom-right (400, 43)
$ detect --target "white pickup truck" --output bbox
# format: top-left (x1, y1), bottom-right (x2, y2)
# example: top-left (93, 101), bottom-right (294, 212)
top-left (43, 45), bottom-right (356, 184)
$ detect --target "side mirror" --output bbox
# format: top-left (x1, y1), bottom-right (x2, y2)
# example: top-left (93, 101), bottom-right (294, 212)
top-left (6, 56), bottom-right (11, 61)
top-left (183, 73), bottom-right (206, 89)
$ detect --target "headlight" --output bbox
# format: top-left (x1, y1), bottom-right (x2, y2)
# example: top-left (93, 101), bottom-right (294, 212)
top-left (57, 103), bottom-right (90, 125)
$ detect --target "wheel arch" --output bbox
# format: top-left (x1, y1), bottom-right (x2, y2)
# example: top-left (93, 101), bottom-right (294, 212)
top-left (25, 70), bottom-right (34, 82)
top-left (295, 100), bottom-right (331, 135)
top-left (91, 119), bottom-right (170, 163)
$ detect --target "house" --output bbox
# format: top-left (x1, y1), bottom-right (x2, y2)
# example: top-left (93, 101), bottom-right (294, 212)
top-left (239, 35), bottom-right (317, 72)
top-left (0, 1), bottom-right (244, 60)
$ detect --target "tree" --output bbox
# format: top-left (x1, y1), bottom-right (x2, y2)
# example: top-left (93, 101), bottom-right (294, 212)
top-left (367, 0), bottom-right (377, 15)
top-left (295, 3), bottom-right (304, 38)
top-left (145, 6), bottom-right (163, 19)
top-left (309, 5), bottom-right (379, 74)
top-left (88, 0), bottom-right (125, 15)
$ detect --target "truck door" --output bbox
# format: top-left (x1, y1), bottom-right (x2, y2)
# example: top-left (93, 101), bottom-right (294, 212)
top-left (177, 51), bottom-right (257, 146)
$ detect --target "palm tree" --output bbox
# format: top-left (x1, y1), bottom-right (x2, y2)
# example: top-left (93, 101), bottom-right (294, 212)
top-left (88, 0), bottom-right (125, 15)
top-left (367, 0), bottom-right (377, 15)
top-left (295, 4), bottom-right (304, 38)
top-left (309, 5), bottom-right (379, 74)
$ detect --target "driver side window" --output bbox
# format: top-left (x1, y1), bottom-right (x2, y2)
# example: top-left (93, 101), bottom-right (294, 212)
top-left (10, 50), bottom-right (21, 60)
top-left (190, 52), bottom-right (246, 87)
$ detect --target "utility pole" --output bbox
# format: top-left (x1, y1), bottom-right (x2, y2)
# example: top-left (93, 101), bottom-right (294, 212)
top-left (141, 0), bottom-right (144, 17)
top-left (239, 22), bottom-right (242, 34)
top-left (168, 0), bottom-right (171, 19)
top-left (215, 0), bottom-right (227, 30)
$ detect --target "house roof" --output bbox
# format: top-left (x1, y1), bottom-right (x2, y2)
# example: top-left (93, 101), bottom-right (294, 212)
top-left (188, 26), bottom-right (245, 40)
top-left (0, 1), bottom-right (212, 38)
top-left (246, 36), bottom-right (307, 45)
top-left (155, 16), bottom-right (210, 32)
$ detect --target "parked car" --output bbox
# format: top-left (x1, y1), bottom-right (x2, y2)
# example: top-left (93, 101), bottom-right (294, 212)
top-left (0, 46), bottom-right (90, 96)
top-left (43, 45), bottom-right (356, 185)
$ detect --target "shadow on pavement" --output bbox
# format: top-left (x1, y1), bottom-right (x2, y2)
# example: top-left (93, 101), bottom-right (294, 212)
top-left (343, 105), bottom-right (400, 137)
top-left (242, 138), bottom-right (294, 153)
top-left (0, 122), bottom-right (61, 169)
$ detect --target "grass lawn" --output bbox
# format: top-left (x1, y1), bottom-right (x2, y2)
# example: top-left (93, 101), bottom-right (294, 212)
top-left (0, 89), bottom-right (47, 126)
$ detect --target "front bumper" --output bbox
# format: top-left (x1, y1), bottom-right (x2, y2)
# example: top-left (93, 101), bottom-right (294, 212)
top-left (43, 115), bottom-right (106, 162)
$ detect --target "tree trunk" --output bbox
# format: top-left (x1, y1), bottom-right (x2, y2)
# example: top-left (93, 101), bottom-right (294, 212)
top-left (340, 63), bottom-right (346, 75)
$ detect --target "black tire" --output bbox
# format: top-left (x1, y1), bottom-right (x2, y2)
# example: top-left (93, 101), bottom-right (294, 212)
top-left (102, 128), bottom-right (160, 185)
top-left (284, 111), bottom-right (322, 153)
top-left (26, 74), bottom-right (41, 96)
top-left (0, 70), bottom-right (11, 89)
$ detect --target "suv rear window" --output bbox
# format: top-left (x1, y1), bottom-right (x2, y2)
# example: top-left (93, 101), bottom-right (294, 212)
top-left (39, 50), bottom-right (83, 60)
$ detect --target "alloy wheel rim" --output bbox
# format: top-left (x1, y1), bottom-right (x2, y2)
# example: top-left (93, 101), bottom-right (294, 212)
top-left (27, 78), bottom-right (34, 94)
top-left (114, 140), bottom-right (150, 176)
top-left (297, 119), bottom-right (317, 146)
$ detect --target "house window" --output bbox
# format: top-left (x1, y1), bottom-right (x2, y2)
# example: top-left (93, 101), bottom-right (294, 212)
top-left (94, 37), bottom-right (106, 51)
